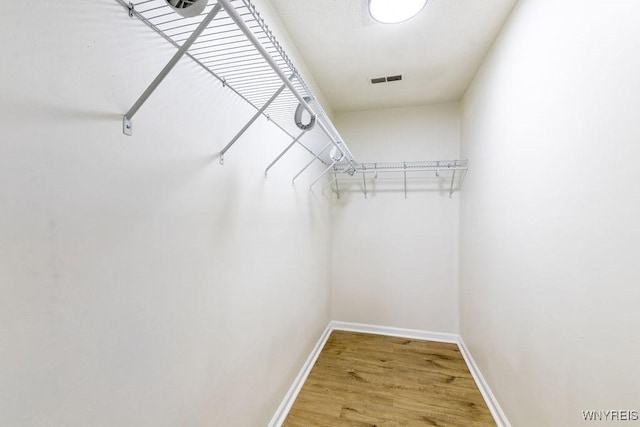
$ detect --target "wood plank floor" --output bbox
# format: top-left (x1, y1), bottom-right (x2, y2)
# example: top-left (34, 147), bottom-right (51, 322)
top-left (283, 331), bottom-right (495, 427)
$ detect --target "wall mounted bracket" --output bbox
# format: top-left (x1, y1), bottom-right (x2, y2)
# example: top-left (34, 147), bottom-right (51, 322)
top-left (123, 117), bottom-right (132, 136)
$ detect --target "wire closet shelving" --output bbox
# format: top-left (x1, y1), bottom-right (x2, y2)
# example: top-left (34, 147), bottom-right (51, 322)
top-left (117, 0), bottom-right (468, 197)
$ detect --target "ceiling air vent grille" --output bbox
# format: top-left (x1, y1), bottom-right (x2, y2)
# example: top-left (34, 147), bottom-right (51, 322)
top-left (370, 75), bottom-right (403, 84)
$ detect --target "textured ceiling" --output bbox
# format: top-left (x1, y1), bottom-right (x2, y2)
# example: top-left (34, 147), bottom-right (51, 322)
top-left (266, 0), bottom-right (517, 112)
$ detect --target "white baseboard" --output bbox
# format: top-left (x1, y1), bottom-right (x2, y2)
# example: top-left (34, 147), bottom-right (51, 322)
top-left (330, 320), bottom-right (459, 344)
top-left (269, 321), bottom-right (510, 427)
top-left (457, 337), bottom-right (511, 427)
top-left (267, 323), bottom-right (333, 427)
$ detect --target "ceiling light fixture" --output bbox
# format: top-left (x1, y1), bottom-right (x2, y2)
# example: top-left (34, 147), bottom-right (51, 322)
top-left (368, 0), bottom-right (428, 24)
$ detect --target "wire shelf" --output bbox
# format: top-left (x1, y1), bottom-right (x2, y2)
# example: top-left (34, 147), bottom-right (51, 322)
top-left (120, 0), bottom-right (355, 164)
top-left (333, 159), bottom-right (468, 173)
top-left (328, 159), bottom-right (469, 199)
top-left (118, 0), bottom-right (467, 196)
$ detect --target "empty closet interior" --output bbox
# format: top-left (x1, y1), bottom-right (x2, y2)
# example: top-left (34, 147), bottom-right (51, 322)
top-left (2, 0), bottom-right (639, 426)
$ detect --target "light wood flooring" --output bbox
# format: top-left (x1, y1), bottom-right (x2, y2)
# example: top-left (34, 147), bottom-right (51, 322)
top-left (283, 331), bottom-right (495, 427)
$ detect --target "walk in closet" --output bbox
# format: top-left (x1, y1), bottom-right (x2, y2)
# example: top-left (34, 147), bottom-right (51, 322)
top-left (2, 1), bottom-right (639, 426)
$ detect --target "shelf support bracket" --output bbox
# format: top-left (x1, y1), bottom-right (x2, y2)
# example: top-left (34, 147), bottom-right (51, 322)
top-left (322, 166), bottom-right (350, 196)
top-left (334, 168), bottom-right (340, 199)
top-left (220, 81), bottom-right (287, 164)
top-left (309, 161), bottom-right (338, 191)
top-left (292, 142), bottom-right (332, 185)
top-left (265, 130), bottom-right (306, 177)
top-left (122, 3), bottom-right (222, 135)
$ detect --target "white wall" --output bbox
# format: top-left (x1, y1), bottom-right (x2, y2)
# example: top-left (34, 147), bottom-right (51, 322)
top-left (0, 1), bottom-right (332, 426)
top-left (460, 1), bottom-right (640, 425)
top-left (332, 104), bottom-right (460, 333)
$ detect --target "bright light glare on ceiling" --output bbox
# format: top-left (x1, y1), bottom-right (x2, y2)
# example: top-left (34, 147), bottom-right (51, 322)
top-left (368, 0), bottom-right (428, 24)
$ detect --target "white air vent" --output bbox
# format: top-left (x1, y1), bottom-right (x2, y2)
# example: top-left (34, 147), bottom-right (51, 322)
top-left (370, 74), bottom-right (403, 84)
top-left (165, 0), bottom-right (207, 18)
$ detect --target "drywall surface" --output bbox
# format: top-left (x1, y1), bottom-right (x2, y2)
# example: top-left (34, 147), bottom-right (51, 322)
top-left (460, 1), bottom-right (640, 425)
top-left (0, 1), bottom-right (332, 426)
top-left (332, 104), bottom-right (460, 333)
